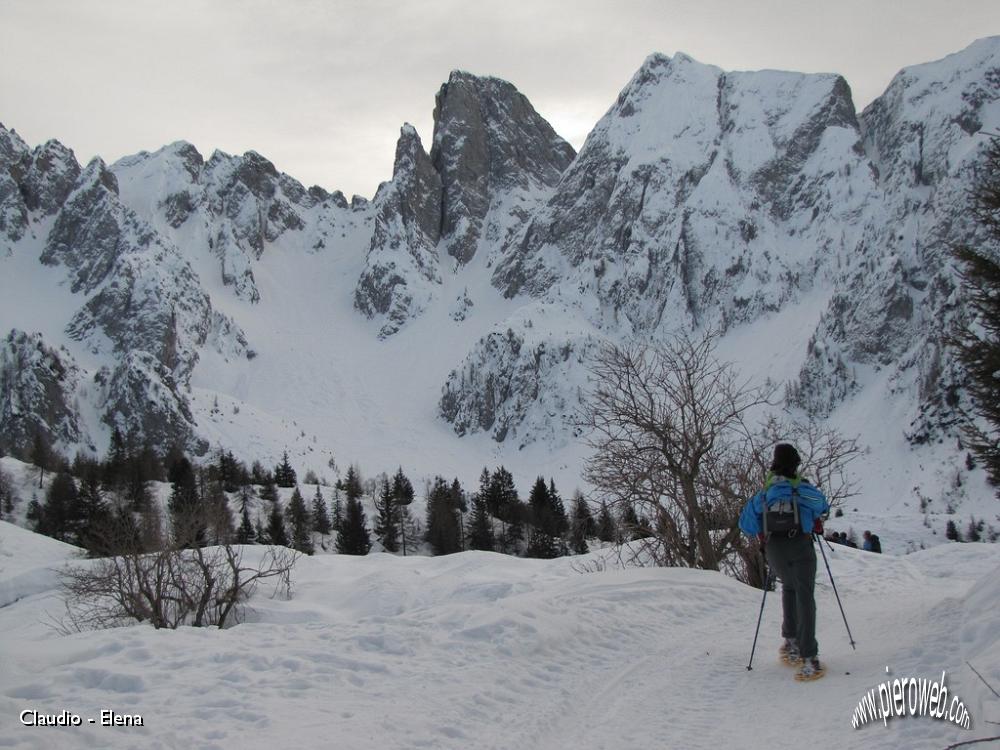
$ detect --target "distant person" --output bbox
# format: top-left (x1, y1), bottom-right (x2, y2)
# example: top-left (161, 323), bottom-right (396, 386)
top-left (739, 443), bottom-right (831, 682)
top-left (863, 531), bottom-right (882, 553)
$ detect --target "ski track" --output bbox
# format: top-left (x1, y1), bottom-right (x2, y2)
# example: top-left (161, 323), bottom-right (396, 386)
top-left (0, 522), bottom-right (997, 750)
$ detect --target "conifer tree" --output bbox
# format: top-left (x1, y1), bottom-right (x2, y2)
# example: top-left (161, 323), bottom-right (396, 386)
top-left (237, 506), bottom-right (257, 544)
top-left (392, 467), bottom-right (415, 506)
top-left (548, 479), bottom-right (569, 539)
top-left (337, 495), bottom-right (371, 555)
top-left (391, 467), bottom-right (415, 554)
top-left (72, 469), bottom-right (111, 554)
top-left (274, 451), bottom-right (297, 488)
top-left (946, 519), bottom-right (961, 541)
top-left (343, 465), bottom-right (364, 502)
top-left (202, 473), bottom-right (235, 546)
top-left (487, 466), bottom-right (517, 522)
top-left (526, 477), bottom-right (557, 558)
top-left (254, 516), bottom-right (268, 545)
top-left (0, 467), bottom-right (16, 519)
top-left (38, 471), bottom-right (76, 541)
top-left (286, 486), bottom-right (314, 554)
top-left (267, 495), bottom-right (290, 547)
top-left (450, 478), bottom-right (467, 551)
top-left (468, 493), bottom-right (495, 551)
top-left (168, 455), bottom-right (205, 547)
top-left (31, 430), bottom-right (53, 489)
top-left (260, 480), bottom-right (280, 505)
top-left (111, 504), bottom-right (142, 553)
top-left (102, 427), bottom-right (128, 494)
top-left (569, 491), bottom-right (595, 555)
top-left (505, 504), bottom-right (525, 554)
top-left (476, 466), bottom-right (491, 508)
top-left (967, 516), bottom-right (983, 543)
top-left (238, 485), bottom-right (254, 514)
top-left (374, 477), bottom-right (400, 552)
top-left (331, 485), bottom-right (344, 533)
top-left (619, 502), bottom-right (642, 541)
top-left (425, 476), bottom-right (462, 555)
top-left (952, 137), bottom-right (1000, 494)
top-left (311, 485), bottom-right (333, 535)
top-left (596, 500), bottom-right (616, 543)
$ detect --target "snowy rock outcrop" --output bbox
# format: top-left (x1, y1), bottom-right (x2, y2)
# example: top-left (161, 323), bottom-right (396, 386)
top-left (0, 130), bottom-right (249, 456)
top-left (0, 125), bottom-right (32, 252)
top-left (0, 330), bottom-right (88, 454)
top-left (791, 37), bottom-right (1000, 430)
top-left (440, 311), bottom-right (600, 447)
top-left (112, 142), bottom-right (363, 304)
top-left (492, 53), bottom-right (874, 333)
top-left (0, 126), bottom-right (81, 254)
top-left (450, 53), bottom-right (878, 441)
top-left (432, 71), bottom-right (576, 266)
top-left (355, 71), bottom-right (576, 336)
top-left (354, 125), bottom-right (443, 338)
top-left (41, 157), bottom-right (247, 381)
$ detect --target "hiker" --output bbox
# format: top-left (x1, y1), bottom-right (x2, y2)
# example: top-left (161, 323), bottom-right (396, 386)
top-left (739, 443), bottom-right (831, 681)
top-left (863, 531), bottom-right (882, 553)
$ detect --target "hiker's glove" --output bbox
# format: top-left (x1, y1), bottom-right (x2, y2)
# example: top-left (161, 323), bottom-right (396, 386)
top-left (813, 518), bottom-right (824, 535)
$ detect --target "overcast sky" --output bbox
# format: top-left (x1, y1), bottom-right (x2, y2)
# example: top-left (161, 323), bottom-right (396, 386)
top-left (2, 0), bottom-right (998, 198)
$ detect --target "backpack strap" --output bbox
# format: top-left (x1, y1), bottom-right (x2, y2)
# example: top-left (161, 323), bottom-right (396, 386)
top-left (791, 485), bottom-right (800, 531)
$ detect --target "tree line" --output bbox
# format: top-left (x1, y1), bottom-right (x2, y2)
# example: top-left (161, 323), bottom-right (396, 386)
top-left (5, 429), bottom-right (633, 561)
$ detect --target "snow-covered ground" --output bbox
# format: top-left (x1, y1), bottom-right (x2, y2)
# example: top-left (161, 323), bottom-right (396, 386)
top-left (0, 519), bottom-right (998, 750)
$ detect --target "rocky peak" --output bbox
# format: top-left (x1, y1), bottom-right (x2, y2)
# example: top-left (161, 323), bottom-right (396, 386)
top-left (394, 123), bottom-right (443, 245)
top-left (22, 139), bottom-right (85, 215)
top-left (861, 35), bottom-right (1000, 192)
top-left (491, 52), bottom-right (872, 333)
top-left (41, 156), bottom-right (130, 294)
top-left (0, 123), bottom-right (30, 167)
top-left (430, 70), bottom-right (575, 264)
top-left (233, 150), bottom-right (280, 199)
top-left (0, 330), bottom-right (87, 457)
top-left (354, 124), bottom-right (443, 338)
top-left (164, 140), bottom-right (206, 180)
top-left (0, 124), bottom-right (31, 250)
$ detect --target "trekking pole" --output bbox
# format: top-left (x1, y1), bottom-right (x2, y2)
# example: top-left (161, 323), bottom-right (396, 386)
top-left (814, 532), bottom-right (857, 650)
top-left (746, 570), bottom-right (772, 671)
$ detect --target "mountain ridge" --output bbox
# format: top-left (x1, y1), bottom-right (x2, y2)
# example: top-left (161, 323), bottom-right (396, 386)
top-left (1, 39), bottom-right (998, 526)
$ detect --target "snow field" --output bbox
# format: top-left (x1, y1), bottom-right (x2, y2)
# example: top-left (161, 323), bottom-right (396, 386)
top-left (0, 520), bottom-right (998, 750)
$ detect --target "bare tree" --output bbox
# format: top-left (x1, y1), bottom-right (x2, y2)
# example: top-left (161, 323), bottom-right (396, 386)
top-left (581, 329), bottom-right (865, 584)
top-left (56, 517), bottom-right (298, 632)
top-left (580, 330), bottom-right (776, 571)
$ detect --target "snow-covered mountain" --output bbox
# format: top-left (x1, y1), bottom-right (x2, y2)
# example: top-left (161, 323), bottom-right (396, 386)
top-left (2, 38), bottom-right (999, 524)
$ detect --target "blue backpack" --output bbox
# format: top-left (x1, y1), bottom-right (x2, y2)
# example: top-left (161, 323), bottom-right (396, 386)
top-left (763, 480), bottom-right (801, 536)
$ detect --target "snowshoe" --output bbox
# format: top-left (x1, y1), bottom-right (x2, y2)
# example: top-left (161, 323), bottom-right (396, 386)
top-left (779, 638), bottom-right (800, 666)
top-left (794, 657), bottom-right (825, 682)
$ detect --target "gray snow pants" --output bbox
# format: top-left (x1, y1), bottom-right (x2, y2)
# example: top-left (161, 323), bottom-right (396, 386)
top-left (765, 532), bottom-right (818, 659)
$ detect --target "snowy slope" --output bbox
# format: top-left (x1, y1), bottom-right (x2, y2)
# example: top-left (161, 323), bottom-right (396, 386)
top-left (0, 522), bottom-right (998, 749)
